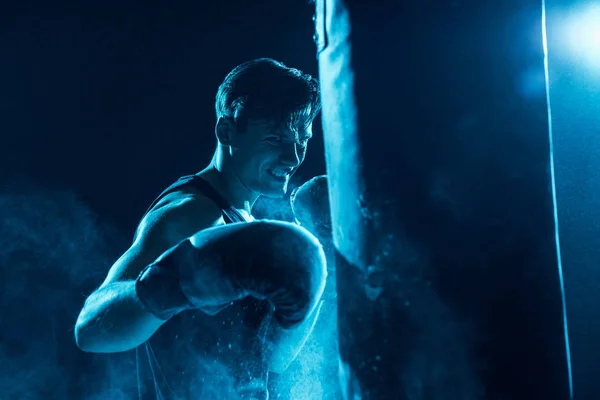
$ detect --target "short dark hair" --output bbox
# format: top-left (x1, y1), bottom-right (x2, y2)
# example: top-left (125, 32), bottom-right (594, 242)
top-left (215, 58), bottom-right (321, 132)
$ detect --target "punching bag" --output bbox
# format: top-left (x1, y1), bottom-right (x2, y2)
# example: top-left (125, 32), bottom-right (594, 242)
top-left (314, 0), bottom-right (573, 399)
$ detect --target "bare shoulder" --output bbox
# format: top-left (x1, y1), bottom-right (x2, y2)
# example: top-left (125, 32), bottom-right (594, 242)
top-left (138, 190), bottom-right (225, 246)
top-left (100, 190), bottom-right (224, 286)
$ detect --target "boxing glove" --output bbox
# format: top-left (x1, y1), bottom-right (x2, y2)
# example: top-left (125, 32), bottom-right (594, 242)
top-left (290, 175), bottom-right (332, 240)
top-left (137, 220), bottom-right (327, 328)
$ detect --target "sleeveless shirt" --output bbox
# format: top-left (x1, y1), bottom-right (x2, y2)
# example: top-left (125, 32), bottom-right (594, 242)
top-left (135, 175), bottom-right (271, 400)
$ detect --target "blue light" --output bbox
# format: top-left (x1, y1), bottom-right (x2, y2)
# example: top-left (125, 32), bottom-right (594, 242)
top-left (556, 3), bottom-right (600, 72)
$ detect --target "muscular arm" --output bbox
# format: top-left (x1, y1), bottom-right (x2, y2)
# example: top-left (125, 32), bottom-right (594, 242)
top-left (74, 192), bottom-right (223, 353)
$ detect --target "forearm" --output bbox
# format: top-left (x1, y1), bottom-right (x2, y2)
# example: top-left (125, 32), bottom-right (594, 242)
top-left (75, 280), bottom-right (166, 353)
top-left (75, 237), bottom-right (202, 353)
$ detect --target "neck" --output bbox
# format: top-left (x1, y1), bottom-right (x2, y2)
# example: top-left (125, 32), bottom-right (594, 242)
top-left (198, 150), bottom-right (259, 213)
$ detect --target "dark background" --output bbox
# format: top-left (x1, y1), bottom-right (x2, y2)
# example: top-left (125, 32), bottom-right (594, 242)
top-left (0, 0), bottom-right (324, 231)
top-left (1, 0), bottom-right (600, 399)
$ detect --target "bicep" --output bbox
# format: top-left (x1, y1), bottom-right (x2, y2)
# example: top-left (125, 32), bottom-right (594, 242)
top-left (99, 237), bottom-right (165, 287)
top-left (99, 194), bottom-right (224, 288)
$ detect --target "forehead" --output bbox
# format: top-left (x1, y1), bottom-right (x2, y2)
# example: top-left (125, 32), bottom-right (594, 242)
top-left (246, 118), bottom-right (313, 136)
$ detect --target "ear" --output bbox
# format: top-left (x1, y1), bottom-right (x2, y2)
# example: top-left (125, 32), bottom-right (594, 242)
top-left (215, 117), bottom-right (236, 146)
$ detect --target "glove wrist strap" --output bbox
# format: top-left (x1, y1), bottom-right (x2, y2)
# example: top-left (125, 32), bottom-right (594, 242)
top-left (135, 257), bottom-right (193, 320)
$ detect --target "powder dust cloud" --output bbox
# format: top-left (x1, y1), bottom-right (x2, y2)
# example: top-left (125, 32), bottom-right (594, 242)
top-left (0, 180), bottom-right (342, 399)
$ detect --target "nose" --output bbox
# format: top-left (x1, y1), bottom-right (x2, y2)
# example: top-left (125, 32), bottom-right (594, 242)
top-left (280, 141), bottom-right (302, 167)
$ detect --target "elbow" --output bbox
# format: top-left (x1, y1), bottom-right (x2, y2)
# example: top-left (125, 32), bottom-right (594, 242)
top-left (74, 322), bottom-right (135, 354)
top-left (74, 324), bottom-right (90, 352)
top-left (73, 291), bottom-right (115, 353)
top-left (73, 285), bottom-right (156, 353)
top-left (74, 308), bottom-right (147, 354)
top-left (74, 320), bottom-right (115, 353)
top-left (74, 318), bottom-right (97, 353)
top-left (74, 308), bottom-right (106, 353)
top-left (74, 293), bottom-right (100, 352)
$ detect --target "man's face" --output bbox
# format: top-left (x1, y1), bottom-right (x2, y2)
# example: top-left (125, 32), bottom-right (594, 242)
top-left (230, 118), bottom-right (313, 198)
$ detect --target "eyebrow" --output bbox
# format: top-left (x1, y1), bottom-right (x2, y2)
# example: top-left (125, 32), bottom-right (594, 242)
top-left (262, 125), bottom-right (311, 136)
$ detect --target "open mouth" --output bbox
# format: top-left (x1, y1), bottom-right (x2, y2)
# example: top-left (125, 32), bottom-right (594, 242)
top-left (267, 168), bottom-right (291, 182)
